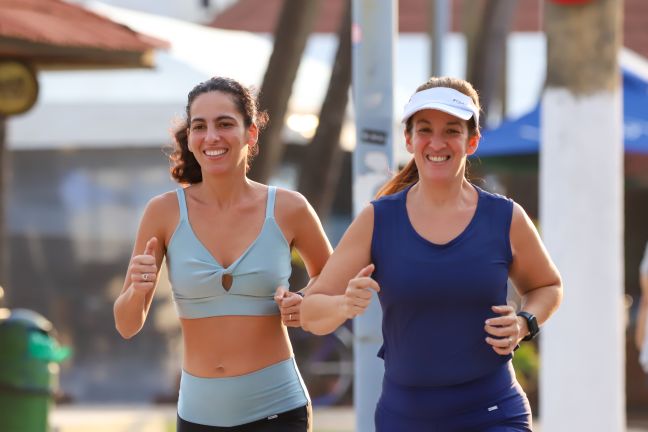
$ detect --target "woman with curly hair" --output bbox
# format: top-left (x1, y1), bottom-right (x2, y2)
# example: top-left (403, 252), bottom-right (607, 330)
top-left (114, 76), bottom-right (331, 431)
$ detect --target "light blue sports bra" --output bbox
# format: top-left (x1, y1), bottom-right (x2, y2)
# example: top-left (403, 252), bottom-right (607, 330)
top-left (166, 186), bottom-right (292, 319)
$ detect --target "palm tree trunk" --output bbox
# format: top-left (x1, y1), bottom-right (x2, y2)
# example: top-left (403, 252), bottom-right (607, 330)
top-left (540, 1), bottom-right (623, 430)
top-left (248, 0), bottom-right (319, 183)
top-left (297, 0), bottom-right (351, 220)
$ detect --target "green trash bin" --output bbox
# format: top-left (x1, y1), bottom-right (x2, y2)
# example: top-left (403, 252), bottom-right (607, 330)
top-left (0, 308), bottom-right (71, 432)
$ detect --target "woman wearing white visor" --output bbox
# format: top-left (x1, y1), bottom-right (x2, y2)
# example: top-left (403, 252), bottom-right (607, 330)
top-left (300, 76), bottom-right (562, 431)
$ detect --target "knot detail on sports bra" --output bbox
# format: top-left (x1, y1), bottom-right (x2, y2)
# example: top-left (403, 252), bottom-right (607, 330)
top-left (166, 186), bottom-right (292, 319)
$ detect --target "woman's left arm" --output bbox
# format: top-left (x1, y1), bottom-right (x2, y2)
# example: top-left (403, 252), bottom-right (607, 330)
top-left (508, 202), bottom-right (563, 329)
top-left (274, 190), bottom-right (333, 327)
top-left (485, 202), bottom-right (563, 355)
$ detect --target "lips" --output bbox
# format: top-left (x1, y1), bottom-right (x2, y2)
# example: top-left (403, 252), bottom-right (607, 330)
top-left (425, 154), bottom-right (450, 162)
top-left (204, 148), bottom-right (228, 157)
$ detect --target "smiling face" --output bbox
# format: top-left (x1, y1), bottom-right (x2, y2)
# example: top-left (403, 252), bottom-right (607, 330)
top-left (405, 109), bottom-right (478, 184)
top-left (187, 91), bottom-right (258, 177)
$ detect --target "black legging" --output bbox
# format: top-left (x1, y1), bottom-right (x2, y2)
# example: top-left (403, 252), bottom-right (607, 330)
top-left (177, 405), bottom-right (309, 432)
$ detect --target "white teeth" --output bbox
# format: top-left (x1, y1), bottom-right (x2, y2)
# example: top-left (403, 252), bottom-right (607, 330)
top-left (426, 155), bottom-right (449, 162)
top-left (205, 149), bottom-right (227, 157)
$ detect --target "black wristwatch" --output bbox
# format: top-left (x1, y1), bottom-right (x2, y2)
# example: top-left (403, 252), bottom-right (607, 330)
top-left (517, 311), bottom-right (539, 341)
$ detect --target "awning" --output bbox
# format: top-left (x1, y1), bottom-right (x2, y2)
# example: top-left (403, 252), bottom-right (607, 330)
top-left (479, 68), bottom-right (648, 157)
top-left (0, 0), bottom-right (168, 69)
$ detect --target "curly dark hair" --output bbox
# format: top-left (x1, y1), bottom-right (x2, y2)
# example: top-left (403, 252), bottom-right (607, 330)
top-left (169, 77), bottom-right (268, 184)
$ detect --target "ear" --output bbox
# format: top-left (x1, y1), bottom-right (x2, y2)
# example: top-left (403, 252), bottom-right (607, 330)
top-left (466, 135), bottom-right (479, 156)
top-left (404, 129), bottom-right (414, 154)
top-left (247, 123), bottom-right (259, 148)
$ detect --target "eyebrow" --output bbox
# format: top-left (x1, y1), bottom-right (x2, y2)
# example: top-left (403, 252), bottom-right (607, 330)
top-left (190, 115), bottom-right (237, 124)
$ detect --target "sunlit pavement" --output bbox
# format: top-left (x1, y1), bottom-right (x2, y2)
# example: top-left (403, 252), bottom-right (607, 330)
top-left (49, 405), bottom-right (357, 432)
top-left (50, 405), bottom-right (648, 432)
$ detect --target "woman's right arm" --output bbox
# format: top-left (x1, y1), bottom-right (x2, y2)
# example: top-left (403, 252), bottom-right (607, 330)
top-left (300, 205), bottom-right (379, 335)
top-left (114, 195), bottom-right (169, 339)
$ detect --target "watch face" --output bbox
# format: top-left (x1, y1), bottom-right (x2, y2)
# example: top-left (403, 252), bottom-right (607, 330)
top-left (519, 311), bottom-right (539, 340)
top-left (529, 316), bottom-right (538, 333)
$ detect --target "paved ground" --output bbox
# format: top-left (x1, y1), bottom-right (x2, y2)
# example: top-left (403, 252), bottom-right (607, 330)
top-left (49, 405), bottom-right (355, 432)
top-left (49, 404), bottom-right (648, 432)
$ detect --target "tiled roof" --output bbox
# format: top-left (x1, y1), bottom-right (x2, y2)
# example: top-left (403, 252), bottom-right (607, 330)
top-left (0, 0), bottom-right (167, 67)
top-left (210, 0), bottom-right (646, 58)
top-left (625, 0), bottom-right (648, 59)
top-left (209, 0), bottom-right (542, 33)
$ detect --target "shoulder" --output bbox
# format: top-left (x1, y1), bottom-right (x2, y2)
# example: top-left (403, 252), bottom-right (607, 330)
top-left (356, 204), bottom-right (375, 224)
top-left (371, 188), bottom-right (407, 208)
top-left (141, 189), bottom-right (181, 230)
top-left (474, 184), bottom-right (513, 206)
top-left (473, 185), bottom-right (515, 224)
top-left (274, 186), bottom-right (312, 218)
top-left (509, 201), bottom-right (537, 242)
top-left (146, 189), bottom-right (181, 214)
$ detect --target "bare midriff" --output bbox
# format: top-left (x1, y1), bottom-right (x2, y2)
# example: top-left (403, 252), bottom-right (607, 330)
top-left (180, 315), bottom-right (292, 378)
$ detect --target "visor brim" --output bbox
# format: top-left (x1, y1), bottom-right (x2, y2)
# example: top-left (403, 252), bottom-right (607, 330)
top-left (402, 102), bottom-right (475, 124)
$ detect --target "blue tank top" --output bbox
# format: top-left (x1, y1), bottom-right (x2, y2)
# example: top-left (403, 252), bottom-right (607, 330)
top-left (371, 184), bottom-right (514, 387)
top-left (166, 186), bottom-right (292, 319)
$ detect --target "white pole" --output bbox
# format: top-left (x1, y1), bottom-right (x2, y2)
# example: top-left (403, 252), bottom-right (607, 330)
top-left (351, 1), bottom-right (396, 431)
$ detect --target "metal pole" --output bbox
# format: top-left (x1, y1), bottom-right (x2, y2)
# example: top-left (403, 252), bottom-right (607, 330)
top-left (351, 1), bottom-right (396, 431)
top-left (429, 0), bottom-right (449, 76)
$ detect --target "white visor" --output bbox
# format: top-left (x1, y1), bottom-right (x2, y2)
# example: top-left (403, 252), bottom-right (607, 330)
top-left (401, 87), bottom-right (480, 125)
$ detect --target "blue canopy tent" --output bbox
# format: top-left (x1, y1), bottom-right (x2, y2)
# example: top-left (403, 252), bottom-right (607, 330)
top-left (478, 68), bottom-right (648, 157)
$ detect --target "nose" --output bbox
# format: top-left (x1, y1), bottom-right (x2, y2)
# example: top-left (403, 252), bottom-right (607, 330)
top-left (428, 133), bottom-right (446, 150)
top-left (205, 125), bottom-right (220, 142)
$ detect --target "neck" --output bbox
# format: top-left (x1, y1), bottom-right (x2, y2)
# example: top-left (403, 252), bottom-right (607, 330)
top-left (413, 177), bottom-right (473, 208)
top-left (197, 172), bottom-right (252, 208)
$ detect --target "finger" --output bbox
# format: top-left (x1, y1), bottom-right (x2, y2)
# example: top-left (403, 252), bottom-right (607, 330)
top-left (284, 314), bottom-right (301, 328)
top-left (348, 277), bottom-right (380, 293)
top-left (132, 255), bottom-right (156, 267)
top-left (355, 264), bottom-right (375, 279)
top-left (282, 311), bottom-right (300, 325)
top-left (282, 305), bottom-right (301, 316)
top-left (132, 264), bottom-right (157, 275)
top-left (144, 237), bottom-right (158, 258)
top-left (491, 346), bottom-right (512, 356)
top-left (274, 286), bottom-right (289, 302)
top-left (484, 325), bottom-right (510, 337)
top-left (351, 305), bottom-right (368, 316)
top-left (347, 287), bottom-right (373, 300)
top-left (491, 305), bottom-right (515, 315)
top-left (349, 295), bottom-right (371, 307)
top-left (485, 336), bottom-right (514, 349)
top-left (485, 315), bottom-right (517, 327)
top-left (131, 271), bottom-right (156, 283)
top-left (131, 277), bottom-right (155, 291)
top-left (281, 295), bottom-right (302, 308)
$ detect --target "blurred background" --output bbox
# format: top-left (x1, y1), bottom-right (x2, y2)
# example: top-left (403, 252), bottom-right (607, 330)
top-left (1, 0), bottom-right (648, 430)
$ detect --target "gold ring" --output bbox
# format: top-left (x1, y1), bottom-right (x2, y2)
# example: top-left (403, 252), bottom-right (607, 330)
top-left (289, 314), bottom-right (293, 321)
